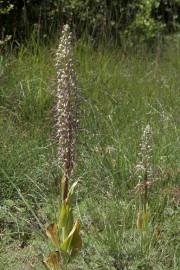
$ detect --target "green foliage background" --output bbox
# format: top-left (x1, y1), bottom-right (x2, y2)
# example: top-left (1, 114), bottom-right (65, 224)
top-left (0, 0), bottom-right (180, 43)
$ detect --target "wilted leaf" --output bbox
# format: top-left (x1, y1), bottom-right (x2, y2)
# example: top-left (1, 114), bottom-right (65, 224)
top-left (46, 223), bottom-right (60, 248)
top-left (70, 221), bottom-right (82, 256)
top-left (44, 251), bottom-right (61, 270)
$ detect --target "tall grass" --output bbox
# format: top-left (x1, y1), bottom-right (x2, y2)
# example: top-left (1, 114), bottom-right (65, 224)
top-left (0, 37), bottom-right (179, 269)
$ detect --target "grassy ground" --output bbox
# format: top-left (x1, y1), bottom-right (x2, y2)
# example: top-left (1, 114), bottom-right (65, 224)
top-left (0, 38), bottom-right (179, 269)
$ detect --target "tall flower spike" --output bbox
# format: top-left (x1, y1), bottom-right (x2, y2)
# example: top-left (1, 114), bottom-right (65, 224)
top-left (55, 25), bottom-right (79, 201)
top-left (136, 125), bottom-right (153, 180)
top-left (140, 124), bottom-right (153, 179)
top-left (135, 124), bottom-right (153, 212)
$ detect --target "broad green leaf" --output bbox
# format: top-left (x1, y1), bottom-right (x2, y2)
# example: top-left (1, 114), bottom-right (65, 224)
top-left (67, 181), bottom-right (78, 201)
top-left (60, 220), bottom-right (78, 253)
top-left (59, 202), bottom-right (68, 227)
top-left (64, 207), bottom-right (74, 239)
top-left (60, 219), bottom-right (81, 256)
top-left (46, 223), bottom-right (60, 248)
top-left (61, 177), bottom-right (77, 203)
top-left (59, 201), bottom-right (73, 228)
top-left (44, 251), bottom-right (61, 270)
top-left (64, 181), bottom-right (78, 206)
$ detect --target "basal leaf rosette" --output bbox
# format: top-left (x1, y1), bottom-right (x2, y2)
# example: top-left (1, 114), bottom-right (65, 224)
top-left (44, 182), bottom-right (82, 269)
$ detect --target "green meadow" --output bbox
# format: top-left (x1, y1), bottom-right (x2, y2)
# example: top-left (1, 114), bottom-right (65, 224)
top-left (0, 38), bottom-right (179, 269)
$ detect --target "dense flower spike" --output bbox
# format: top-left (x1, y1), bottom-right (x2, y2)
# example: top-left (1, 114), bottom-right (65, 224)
top-left (55, 25), bottom-right (79, 200)
top-left (135, 125), bottom-right (153, 181)
top-left (139, 124), bottom-right (153, 180)
top-left (135, 124), bottom-right (153, 212)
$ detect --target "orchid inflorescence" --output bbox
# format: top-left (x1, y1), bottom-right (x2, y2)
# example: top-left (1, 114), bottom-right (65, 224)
top-left (135, 124), bottom-right (153, 229)
top-left (55, 24), bottom-right (80, 200)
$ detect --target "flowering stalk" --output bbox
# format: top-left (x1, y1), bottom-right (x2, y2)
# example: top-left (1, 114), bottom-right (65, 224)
top-left (135, 124), bottom-right (153, 229)
top-left (140, 124), bottom-right (152, 212)
top-left (44, 25), bottom-right (82, 269)
top-left (55, 24), bottom-right (79, 201)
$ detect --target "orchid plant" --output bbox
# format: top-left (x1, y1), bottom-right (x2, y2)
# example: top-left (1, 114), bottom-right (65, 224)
top-left (44, 25), bottom-right (82, 270)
